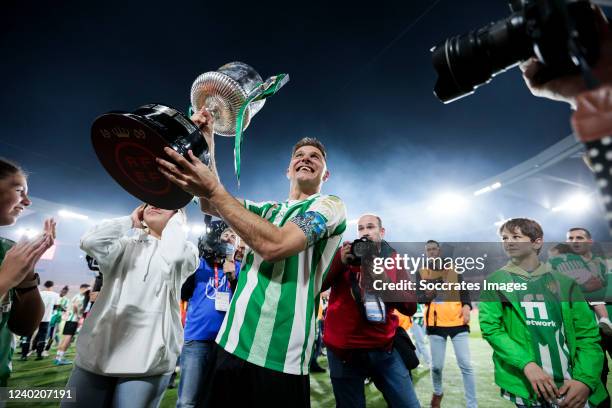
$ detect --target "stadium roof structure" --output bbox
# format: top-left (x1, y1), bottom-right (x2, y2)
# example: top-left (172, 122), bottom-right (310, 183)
top-left (380, 134), bottom-right (607, 242)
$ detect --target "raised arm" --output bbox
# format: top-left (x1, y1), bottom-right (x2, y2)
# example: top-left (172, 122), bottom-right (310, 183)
top-left (182, 108), bottom-right (224, 217)
top-left (158, 212), bottom-right (199, 281)
top-left (157, 151), bottom-right (310, 262)
top-left (80, 216), bottom-right (132, 267)
top-left (207, 187), bottom-right (308, 262)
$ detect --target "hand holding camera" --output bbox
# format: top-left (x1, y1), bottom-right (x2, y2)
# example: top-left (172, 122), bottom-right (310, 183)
top-left (432, 0), bottom-right (603, 104)
top-left (340, 241), bottom-right (354, 265)
top-left (341, 238), bottom-right (377, 266)
top-left (520, 5), bottom-right (612, 108)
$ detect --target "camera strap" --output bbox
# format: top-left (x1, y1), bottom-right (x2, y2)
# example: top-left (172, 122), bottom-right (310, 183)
top-left (349, 269), bottom-right (386, 324)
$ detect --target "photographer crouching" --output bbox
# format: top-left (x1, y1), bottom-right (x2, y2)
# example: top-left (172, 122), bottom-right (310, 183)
top-left (321, 214), bottom-right (420, 408)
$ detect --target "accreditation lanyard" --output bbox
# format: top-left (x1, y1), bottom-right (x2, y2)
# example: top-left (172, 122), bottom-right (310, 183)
top-left (214, 263), bottom-right (228, 291)
top-left (214, 263), bottom-right (220, 289)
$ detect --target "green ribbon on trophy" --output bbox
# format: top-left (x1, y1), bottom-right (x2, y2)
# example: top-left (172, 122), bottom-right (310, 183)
top-left (189, 62), bottom-right (290, 186)
top-left (234, 74), bottom-right (289, 183)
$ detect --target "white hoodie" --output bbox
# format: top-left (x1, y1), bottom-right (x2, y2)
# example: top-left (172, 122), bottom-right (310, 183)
top-left (77, 214), bottom-right (198, 377)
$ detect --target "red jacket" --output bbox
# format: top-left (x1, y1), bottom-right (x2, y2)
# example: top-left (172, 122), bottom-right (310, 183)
top-left (323, 248), bottom-right (415, 352)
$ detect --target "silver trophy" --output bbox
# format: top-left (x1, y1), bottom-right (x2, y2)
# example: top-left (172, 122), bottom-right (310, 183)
top-left (190, 61), bottom-right (281, 136)
top-left (190, 61), bottom-right (289, 180)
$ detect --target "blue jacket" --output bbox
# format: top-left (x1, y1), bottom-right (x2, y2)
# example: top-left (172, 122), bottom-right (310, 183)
top-left (184, 258), bottom-right (241, 341)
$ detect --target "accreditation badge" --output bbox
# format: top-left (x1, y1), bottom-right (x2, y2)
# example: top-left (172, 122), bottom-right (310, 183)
top-left (215, 291), bottom-right (230, 312)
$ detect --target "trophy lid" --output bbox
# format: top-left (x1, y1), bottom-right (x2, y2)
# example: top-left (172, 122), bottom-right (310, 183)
top-left (190, 61), bottom-right (266, 137)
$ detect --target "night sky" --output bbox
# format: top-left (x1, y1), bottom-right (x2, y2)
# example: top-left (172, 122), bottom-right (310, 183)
top-left (1, 0), bottom-right (606, 248)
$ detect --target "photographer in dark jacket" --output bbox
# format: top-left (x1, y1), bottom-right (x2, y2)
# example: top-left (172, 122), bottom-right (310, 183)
top-left (322, 214), bottom-right (419, 408)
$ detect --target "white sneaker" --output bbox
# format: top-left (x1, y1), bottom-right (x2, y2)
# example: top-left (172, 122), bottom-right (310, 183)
top-left (41, 351), bottom-right (49, 357)
top-left (599, 317), bottom-right (612, 337)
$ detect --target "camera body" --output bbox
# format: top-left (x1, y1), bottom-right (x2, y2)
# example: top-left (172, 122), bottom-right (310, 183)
top-left (348, 237), bottom-right (378, 266)
top-left (432, 0), bottom-right (601, 103)
top-left (197, 220), bottom-right (234, 260)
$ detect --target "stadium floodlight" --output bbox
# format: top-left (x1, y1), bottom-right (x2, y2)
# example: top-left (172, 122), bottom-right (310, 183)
top-left (191, 224), bottom-right (207, 234)
top-left (16, 228), bottom-right (39, 238)
top-left (474, 181), bottom-right (502, 196)
top-left (428, 193), bottom-right (469, 213)
top-left (551, 193), bottom-right (592, 213)
top-left (58, 209), bottom-right (89, 220)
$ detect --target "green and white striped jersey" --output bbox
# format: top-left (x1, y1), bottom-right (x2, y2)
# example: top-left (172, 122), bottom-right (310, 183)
top-left (503, 273), bottom-right (572, 407)
top-left (216, 193), bottom-right (346, 375)
top-left (549, 253), bottom-right (608, 304)
top-left (67, 293), bottom-right (85, 322)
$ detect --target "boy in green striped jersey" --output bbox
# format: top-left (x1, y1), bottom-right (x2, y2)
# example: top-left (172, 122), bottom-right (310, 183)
top-left (479, 218), bottom-right (606, 408)
top-left (158, 109), bottom-right (347, 406)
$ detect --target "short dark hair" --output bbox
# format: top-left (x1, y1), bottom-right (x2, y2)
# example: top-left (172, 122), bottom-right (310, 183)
top-left (568, 227), bottom-right (592, 239)
top-left (292, 137), bottom-right (327, 160)
top-left (426, 240), bottom-right (440, 247)
top-left (498, 218), bottom-right (543, 242)
top-left (80, 283), bottom-right (90, 289)
top-left (0, 158), bottom-right (25, 181)
top-left (44, 280), bottom-right (54, 288)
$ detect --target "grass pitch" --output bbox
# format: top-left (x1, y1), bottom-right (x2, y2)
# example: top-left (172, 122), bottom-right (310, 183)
top-left (6, 330), bottom-right (611, 407)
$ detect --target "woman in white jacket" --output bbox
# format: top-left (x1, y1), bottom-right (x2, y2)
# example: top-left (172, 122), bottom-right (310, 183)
top-left (62, 204), bottom-right (198, 408)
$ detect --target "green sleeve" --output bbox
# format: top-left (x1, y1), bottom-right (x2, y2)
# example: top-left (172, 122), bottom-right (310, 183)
top-left (569, 286), bottom-right (604, 392)
top-left (243, 199), bottom-right (276, 218)
top-left (479, 297), bottom-right (534, 370)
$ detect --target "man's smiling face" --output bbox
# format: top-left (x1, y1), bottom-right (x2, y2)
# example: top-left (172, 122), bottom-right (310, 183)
top-left (287, 145), bottom-right (329, 189)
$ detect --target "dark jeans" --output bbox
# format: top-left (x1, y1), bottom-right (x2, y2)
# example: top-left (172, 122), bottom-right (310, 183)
top-left (21, 322), bottom-right (49, 358)
top-left (45, 322), bottom-right (57, 351)
top-left (177, 340), bottom-right (213, 408)
top-left (327, 348), bottom-right (420, 408)
top-left (199, 344), bottom-right (310, 408)
top-left (310, 320), bottom-right (324, 367)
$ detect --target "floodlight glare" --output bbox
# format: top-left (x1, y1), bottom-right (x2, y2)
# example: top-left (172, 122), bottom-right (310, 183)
top-left (551, 194), bottom-right (592, 213)
top-left (191, 224), bottom-right (207, 234)
top-left (58, 210), bottom-right (89, 220)
top-left (428, 193), bottom-right (469, 213)
top-left (17, 228), bottom-right (39, 238)
top-left (474, 181), bottom-right (502, 196)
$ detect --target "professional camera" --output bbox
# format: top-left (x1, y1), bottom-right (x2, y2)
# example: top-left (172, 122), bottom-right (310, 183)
top-left (197, 220), bottom-right (234, 260)
top-left (432, 0), bottom-right (601, 103)
top-left (348, 237), bottom-right (378, 266)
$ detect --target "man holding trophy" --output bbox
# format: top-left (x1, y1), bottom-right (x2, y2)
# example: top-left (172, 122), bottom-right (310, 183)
top-left (153, 65), bottom-right (346, 406)
top-left (90, 61), bottom-right (345, 405)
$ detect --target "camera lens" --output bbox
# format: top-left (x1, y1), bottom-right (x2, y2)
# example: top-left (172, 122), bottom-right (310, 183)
top-left (352, 241), bottom-right (367, 258)
top-left (432, 12), bottom-right (531, 103)
top-left (352, 239), bottom-right (376, 259)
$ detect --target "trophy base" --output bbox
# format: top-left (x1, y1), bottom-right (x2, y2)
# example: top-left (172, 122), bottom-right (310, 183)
top-left (91, 104), bottom-right (206, 210)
